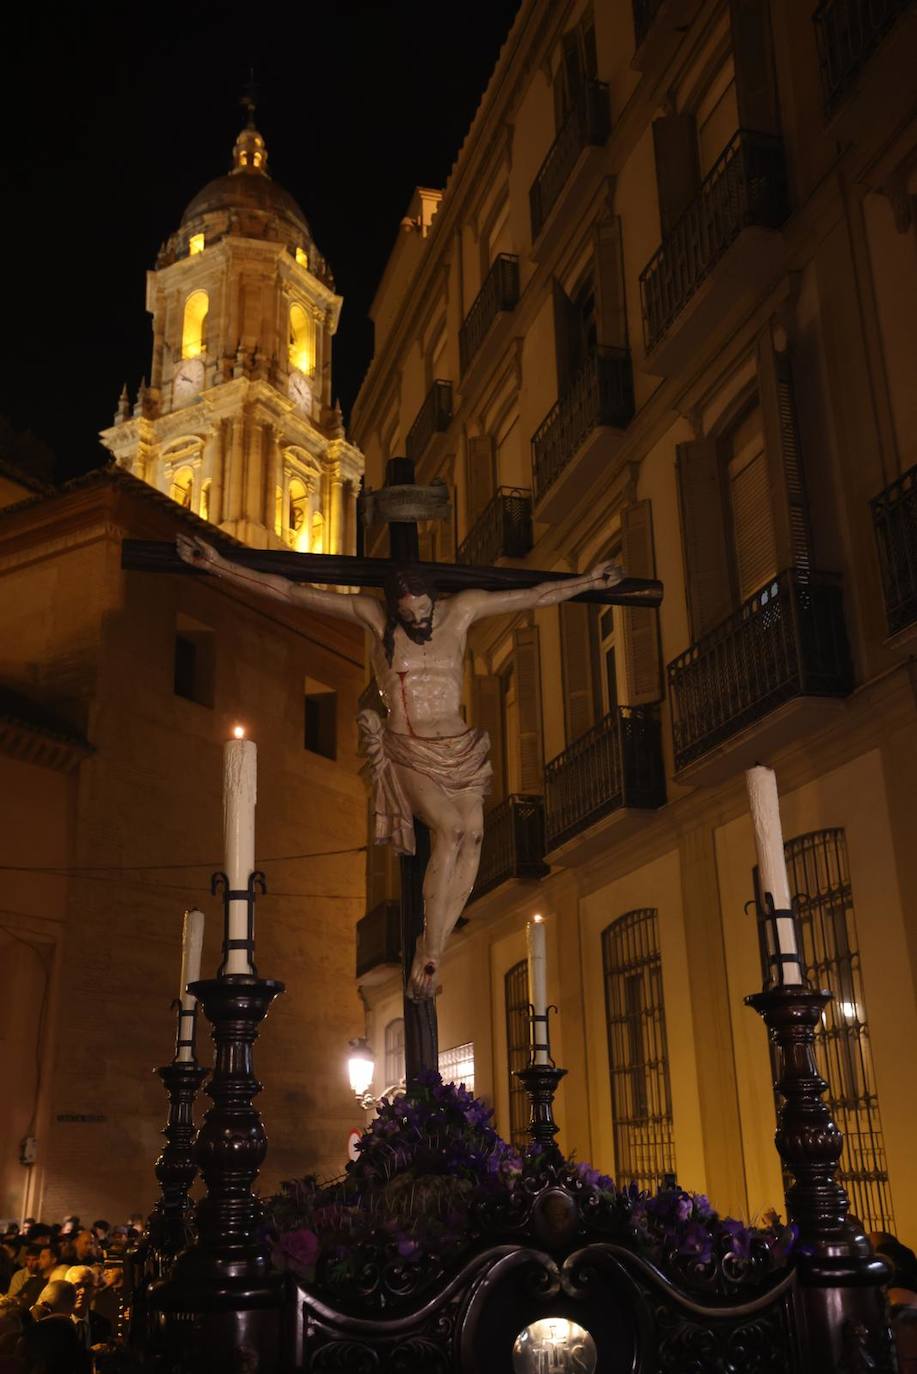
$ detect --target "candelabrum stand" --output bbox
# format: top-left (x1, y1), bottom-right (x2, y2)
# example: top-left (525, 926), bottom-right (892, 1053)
top-left (746, 982), bottom-right (894, 1372)
top-left (515, 1005), bottom-right (567, 1155)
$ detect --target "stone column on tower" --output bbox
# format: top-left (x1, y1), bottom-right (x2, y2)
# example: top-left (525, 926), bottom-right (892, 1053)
top-left (205, 428), bottom-right (224, 526)
top-left (329, 465), bottom-right (344, 556)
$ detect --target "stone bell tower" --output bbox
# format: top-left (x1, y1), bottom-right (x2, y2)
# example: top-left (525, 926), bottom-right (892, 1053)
top-left (101, 103), bottom-right (363, 552)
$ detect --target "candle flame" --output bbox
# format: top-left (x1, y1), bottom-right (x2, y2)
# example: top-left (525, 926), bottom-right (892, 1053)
top-left (232, 725), bottom-right (245, 739)
top-left (532, 913), bottom-right (544, 924)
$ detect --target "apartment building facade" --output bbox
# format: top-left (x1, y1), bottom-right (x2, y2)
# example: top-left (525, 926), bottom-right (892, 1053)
top-left (349, 0), bottom-right (917, 1241)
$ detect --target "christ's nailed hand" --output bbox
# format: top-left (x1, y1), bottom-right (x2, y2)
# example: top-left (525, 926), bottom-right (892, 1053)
top-left (590, 560), bottom-right (625, 587)
top-left (176, 533), bottom-right (223, 572)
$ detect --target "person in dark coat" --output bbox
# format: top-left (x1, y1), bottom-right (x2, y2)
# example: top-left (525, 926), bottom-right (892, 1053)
top-left (22, 1281), bottom-right (90, 1374)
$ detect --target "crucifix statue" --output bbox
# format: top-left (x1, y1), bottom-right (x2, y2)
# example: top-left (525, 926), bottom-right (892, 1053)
top-left (123, 457), bottom-right (662, 1082)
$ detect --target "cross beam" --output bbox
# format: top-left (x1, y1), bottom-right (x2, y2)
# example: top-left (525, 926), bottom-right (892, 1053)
top-left (121, 540), bottom-right (663, 609)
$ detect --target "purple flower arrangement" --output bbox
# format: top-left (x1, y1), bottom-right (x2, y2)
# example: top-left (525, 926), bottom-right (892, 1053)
top-left (266, 1074), bottom-right (795, 1305)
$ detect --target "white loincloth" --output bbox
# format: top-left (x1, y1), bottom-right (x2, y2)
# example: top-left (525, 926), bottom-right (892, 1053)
top-left (357, 709), bottom-right (492, 857)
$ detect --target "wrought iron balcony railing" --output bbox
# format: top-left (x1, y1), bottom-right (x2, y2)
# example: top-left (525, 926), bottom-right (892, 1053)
top-left (457, 488), bottom-right (533, 567)
top-left (529, 81), bottom-right (611, 241)
top-left (405, 380), bottom-right (453, 465)
top-left (471, 794), bottom-right (549, 903)
top-left (667, 569), bottom-right (854, 772)
top-left (871, 463), bottom-right (917, 636)
top-left (532, 348), bottom-right (634, 505)
top-left (355, 900), bottom-right (400, 979)
top-left (814, 0), bottom-right (913, 113)
top-left (544, 707), bottom-right (666, 852)
top-left (459, 254), bottom-right (520, 375)
top-left (632, 0), bottom-right (665, 45)
top-left (640, 129), bottom-right (789, 352)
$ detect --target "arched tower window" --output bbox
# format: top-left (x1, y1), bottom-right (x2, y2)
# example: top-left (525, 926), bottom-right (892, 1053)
top-left (200, 480), bottom-right (211, 523)
top-left (182, 290), bottom-right (209, 360)
top-left (602, 908), bottom-right (675, 1191)
top-left (289, 302), bottom-right (315, 375)
top-left (170, 467), bottom-right (194, 510)
top-left (763, 829), bottom-right (895, 1233)
top-left (288, 478), bottom-right (309, 551)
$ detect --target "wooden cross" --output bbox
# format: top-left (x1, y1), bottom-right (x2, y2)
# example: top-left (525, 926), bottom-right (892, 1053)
top-left (122, 458), bottom-right (663, 1084)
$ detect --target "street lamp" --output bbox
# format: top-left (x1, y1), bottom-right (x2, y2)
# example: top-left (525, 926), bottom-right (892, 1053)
top-left (347, 1037), bottom-right (375, 1108)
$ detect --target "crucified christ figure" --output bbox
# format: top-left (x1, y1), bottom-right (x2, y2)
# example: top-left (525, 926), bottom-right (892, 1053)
top-left (176, 535), bottom-right (623, 1000)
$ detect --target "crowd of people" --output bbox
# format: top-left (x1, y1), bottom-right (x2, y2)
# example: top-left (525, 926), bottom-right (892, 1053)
top-left (0, 1215), bottom-right (143, 1373)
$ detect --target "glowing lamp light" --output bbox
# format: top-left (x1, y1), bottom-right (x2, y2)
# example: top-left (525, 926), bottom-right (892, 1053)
top-left (347, 1037), bottom-right (375, 1100)
top-left (233, 725), bottom-right (246, 740)
top-left (840, 1001), bottom-right (858, 1020)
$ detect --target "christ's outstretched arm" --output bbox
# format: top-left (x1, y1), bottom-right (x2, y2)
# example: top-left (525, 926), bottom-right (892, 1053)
top-left (176, 535), bottom-right (385, 634)
top-left (456, 561), bottom-right (624, 624)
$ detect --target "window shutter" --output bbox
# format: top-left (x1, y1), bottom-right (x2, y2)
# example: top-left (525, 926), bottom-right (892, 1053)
top-left (594, 216), bottom-right (628, 350)
top-left (757, 330), bottom-right (813, 577)
top-left (466, 435), bottom-right (496, 527)
top-left (561, 604), bottom-right (598, 742)
top-left (730, 0), bottom-right (780, 136)
top-left (729, 445), bottom-right (778, 600)
top-left (622, 501), bottom-right (663, 704)
top-left (513, 625), bottom-right (544, 793)
top-left (652, 116), bottom-right (700, 238)
top-left (553, 279), bottom-right (580, 396)
top-left (676, 439), bottom-right (733, 639)
top-left (366, 800), bottom-right (398, 908)
top-left (473, 674), bottom-right (505, 808)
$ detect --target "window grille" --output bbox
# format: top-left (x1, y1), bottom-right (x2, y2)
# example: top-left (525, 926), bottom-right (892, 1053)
top-left (384, 1018), bottom-right (405, 1090)
top-left (762, 828), bottom-right (895, 1233)
top-left (505, 960), bottom-right (531, 1148)
top-left (602, 908), bottom-right (675, 1191)
top-left (439, 1041), bottom-right (475, 1094)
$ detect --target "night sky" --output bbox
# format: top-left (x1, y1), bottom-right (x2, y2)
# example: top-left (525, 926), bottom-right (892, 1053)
top-left (2, 2), bottom-right (521, 482)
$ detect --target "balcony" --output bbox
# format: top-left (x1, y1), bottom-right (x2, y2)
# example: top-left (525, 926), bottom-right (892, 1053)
top-left (639, 130), bottom-right (789, 374)
top-left (668, 570), bottom-right (854, 781)
top-left (544, 707), bottom-right (666, 855)
top-left (815, 0), bottom-right (914, 114)
top-left (871, 464), bottom-right (917, 637)
top-left (459, 254), bottom-right (520, 377)
top-left (458, 488), bottom-right (533, 567)
top-left (405, 380), bottom-right (453, 466)
top-left (470, 794), bottom-right (549, 904)
top-left (531, 348), bottom-right (634, 520)
top-left (355, 900), bottom-right (400, 982)
top-left (529, 81), bottom-right (610, 245)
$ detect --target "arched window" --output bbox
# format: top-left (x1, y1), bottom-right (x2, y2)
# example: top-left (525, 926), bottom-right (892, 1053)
top-left (384, 1018), bottom-right (405, 1089)
top-left (288, 478), bottom-right (309, 551)
top-left (504, 960), bottom-right (530, 1148)
top-left (200, 480), bottom-right (211, 523)
top-left (182, 290), bottom-right (209, 360)
top-left (289, 302), bottom-right (315, 375)
top-left (311, 510), bottom-right (325, 555)
top-left (602, 908), bottom-right (675, 1191)
top-left (169, 467), bottom-right (194, 510)
top-left (767, 829), bottom-right (895, 1233)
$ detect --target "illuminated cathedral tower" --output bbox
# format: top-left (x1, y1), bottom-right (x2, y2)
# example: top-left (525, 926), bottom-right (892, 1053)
top-left (101, 106), bottom-right (363, 552)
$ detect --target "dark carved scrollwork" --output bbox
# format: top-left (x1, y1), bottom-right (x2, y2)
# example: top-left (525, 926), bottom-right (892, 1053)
top-left (654, 1303), bottom-right (793, 1374)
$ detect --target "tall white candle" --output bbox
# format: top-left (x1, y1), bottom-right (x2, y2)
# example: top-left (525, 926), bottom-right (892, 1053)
top-left (526, 915), bottom-right (548, 1065)
top-left (176, 907), bottom-right (205, 1063)
top-left (223, 728), bottom-right (257, 976)
top-left (745, 766), bottom-right (802, 985)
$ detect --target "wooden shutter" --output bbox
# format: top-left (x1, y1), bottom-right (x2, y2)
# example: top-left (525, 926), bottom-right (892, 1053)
top-left (676, 439), bottom-right (733, 639)
top-left (553, 279), bottom-right (580, 396)
top-left (757, 329), bottom-right (813, 576)
top-left (561, 604), bottom-right (598, 742)
top-left (730, 0), bottom-right (780, 136)
top-left (622, 501), bottom-right (662, 704)
top-left (513, 625), bottom-right (544, 794)
top-left (729, 441), bottom-right (778, 600)
top-left (366, 800), bottom-right (398, 907)
top-left (594, 216), bottom-right (627, 350)
top-left (473, 674), bottom-right (505, 808)
top-left (466, 436), bottom-right (496, 526)
top-left (652, 116), bottom-right (700, 238)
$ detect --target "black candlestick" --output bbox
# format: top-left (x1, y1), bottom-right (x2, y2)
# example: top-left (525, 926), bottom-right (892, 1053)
top-left (515, 1004), bottom-right (567, 1154)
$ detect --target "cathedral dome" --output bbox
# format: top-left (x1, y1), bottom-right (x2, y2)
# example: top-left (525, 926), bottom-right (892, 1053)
top-left (181, 118), bottom-right (310, 239)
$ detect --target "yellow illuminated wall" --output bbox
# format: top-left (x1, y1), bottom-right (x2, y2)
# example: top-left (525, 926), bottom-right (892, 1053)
top-left (289, 302), bottom-right (315, 375)
top-left (181, 290), bottom-right (209, 359)
top-left (169, 467), bottom-right (194, 509)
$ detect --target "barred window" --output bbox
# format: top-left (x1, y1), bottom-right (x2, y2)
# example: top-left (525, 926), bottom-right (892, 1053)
top-left (602, 909), bottom-right (676, 1191)
top-left (384, 1018), bottom-right (405, 1091)
top-left (505, 960), bottom-right (531, 1148)
top-left (439, 1041), bottom-right (475, 1094)
top-left (762, 829), bottom-right (895, 1233)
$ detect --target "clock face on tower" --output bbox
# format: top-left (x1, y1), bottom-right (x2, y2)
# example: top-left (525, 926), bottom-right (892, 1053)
top-left (289, 369), bottom-right (312, 417)
top-left (173, 357), bottom-right (204, 406)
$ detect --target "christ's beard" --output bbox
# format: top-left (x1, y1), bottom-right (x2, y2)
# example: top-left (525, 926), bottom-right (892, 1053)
top-left (399, 617), bottom-right (434, 646)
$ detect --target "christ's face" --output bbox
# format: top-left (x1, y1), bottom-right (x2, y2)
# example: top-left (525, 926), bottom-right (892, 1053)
top-left (396, 593), bottom-right (434, 644)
